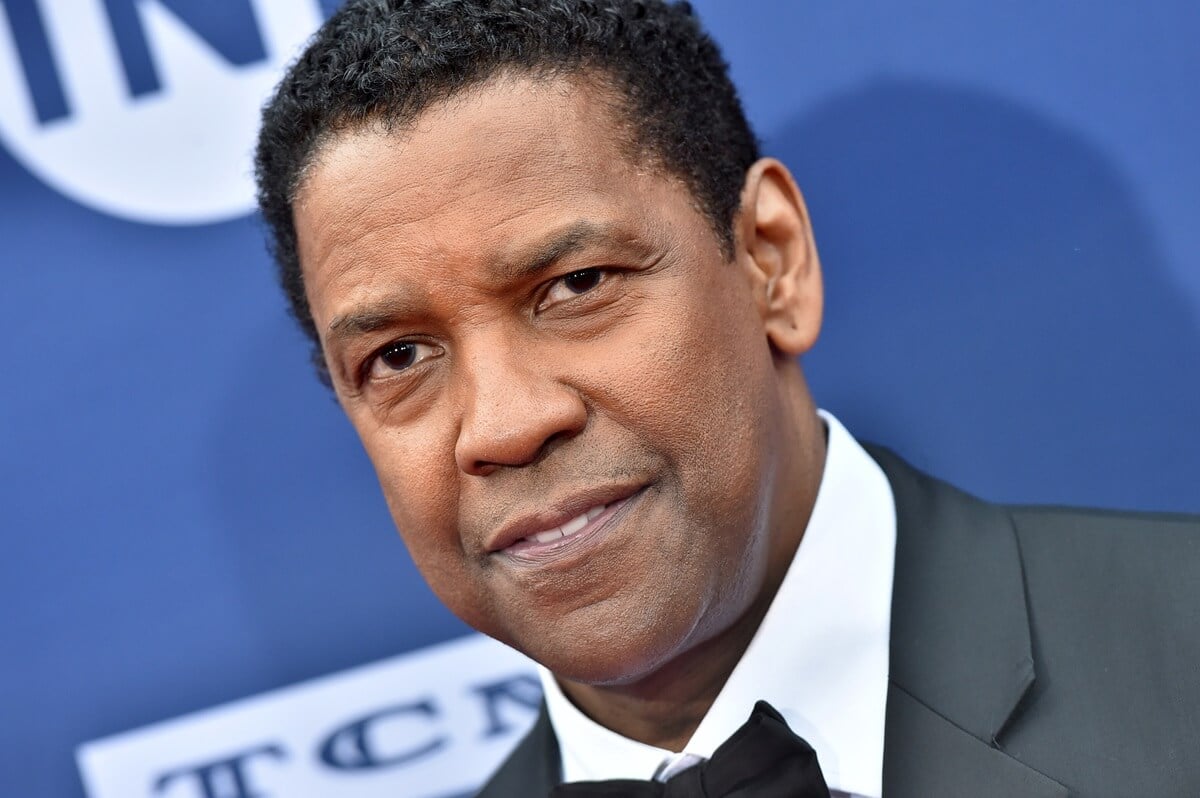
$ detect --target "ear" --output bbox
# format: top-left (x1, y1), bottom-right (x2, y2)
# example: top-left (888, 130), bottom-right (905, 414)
top-left (735, 158), bottom-right (824, 356)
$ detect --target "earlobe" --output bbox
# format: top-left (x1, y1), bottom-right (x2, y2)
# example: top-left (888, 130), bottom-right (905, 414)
top-left (736, 158), bottom-right (824, 356)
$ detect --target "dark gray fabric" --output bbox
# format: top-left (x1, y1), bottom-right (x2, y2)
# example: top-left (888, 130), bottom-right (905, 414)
top-left (476, 448), bottom-right (1200, 797)
top-left (997, 506), bottom-right (1200, 795)
top-left (476, 701), bottom-right (560, 798)
top-left (881, 687), bottom-right (1066, 798)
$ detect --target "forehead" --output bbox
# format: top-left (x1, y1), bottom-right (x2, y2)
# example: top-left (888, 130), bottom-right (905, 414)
top-left (293, 75), bottom-right (673, 315)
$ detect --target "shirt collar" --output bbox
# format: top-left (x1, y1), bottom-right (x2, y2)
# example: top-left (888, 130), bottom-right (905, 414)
top-left (539, 410), bottom-right (896, 797)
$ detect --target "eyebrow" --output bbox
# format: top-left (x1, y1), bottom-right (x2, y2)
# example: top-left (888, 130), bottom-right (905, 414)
top-left (324, 219), bottom-right (623, 344)
top-left (497, 219), bottom-right (616, 282)
top-left (327, 301), bottom-right (415, 340)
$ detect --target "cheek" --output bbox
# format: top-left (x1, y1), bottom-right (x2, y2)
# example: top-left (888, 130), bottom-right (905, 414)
top-left (569, 263), bottom-right (782, 626)
top-left (355, 420), bottom-right (494, 621)
top-left (606, 269), bottom-right (776, 499)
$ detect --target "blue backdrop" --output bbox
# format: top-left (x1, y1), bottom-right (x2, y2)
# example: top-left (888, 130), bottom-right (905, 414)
top-left (2, 2), bottom-right (1197, 795)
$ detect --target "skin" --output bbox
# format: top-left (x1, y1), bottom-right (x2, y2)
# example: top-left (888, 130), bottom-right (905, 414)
top-left (294, 74), bottom-right (828, 750)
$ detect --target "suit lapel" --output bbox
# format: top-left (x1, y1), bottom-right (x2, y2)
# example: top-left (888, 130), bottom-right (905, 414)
top-left (882, 686), bottom-right (1066, 798)
top-left (869, 446), bottom-right (1067, 797)
top-left (475, 703), bottom-right (560, 798)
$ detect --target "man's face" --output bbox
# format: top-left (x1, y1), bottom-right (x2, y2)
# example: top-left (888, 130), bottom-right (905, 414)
top-left (294, 76), bottom-right (797, 685)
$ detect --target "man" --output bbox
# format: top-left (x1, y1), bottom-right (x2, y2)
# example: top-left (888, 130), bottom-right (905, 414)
top-left (254, 1), bottom-right (1200, 796)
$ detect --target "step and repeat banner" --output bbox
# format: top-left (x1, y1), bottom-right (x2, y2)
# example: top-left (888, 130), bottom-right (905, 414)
top-left (78, 635), bottom-right (538, 798)
top-left (1, 2), bottom-right (1197, 797)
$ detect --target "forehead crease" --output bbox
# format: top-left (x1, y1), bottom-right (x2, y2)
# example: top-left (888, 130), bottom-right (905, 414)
top-left (314, 143), bottom-right (578, 244)
top-left (297, 76), bottom-right (659, 316)
top-left (303, 78), bottom-right (633, 217)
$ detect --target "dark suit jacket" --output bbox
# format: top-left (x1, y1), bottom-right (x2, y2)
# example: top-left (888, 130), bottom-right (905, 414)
top-left (477, 447), bottom-right (1200, 797)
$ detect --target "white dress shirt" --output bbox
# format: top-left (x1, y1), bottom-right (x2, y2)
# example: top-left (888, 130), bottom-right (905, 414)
top-left (539, 410), bottom-right (897, 797)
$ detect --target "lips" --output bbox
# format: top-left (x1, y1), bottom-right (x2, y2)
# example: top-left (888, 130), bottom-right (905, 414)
top-left (485, 484), bottom-right (645, 560)
top-left (521, 503), bottom-right (608, 544)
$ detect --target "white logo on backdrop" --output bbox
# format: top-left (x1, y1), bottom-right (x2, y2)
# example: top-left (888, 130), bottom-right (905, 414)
top-left (78, 634), bottom-right (540, 798)
top-left (0, 0), bottom-right (324, 224)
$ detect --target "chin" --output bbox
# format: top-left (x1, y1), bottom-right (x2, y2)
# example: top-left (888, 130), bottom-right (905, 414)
top-left (517, 598), bottom-right (708, 687)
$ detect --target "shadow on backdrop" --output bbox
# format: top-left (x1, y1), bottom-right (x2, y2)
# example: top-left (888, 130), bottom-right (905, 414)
top-left (770, 79), bottom-right (1200, 513)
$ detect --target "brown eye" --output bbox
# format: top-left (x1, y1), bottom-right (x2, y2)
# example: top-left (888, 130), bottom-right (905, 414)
top-left (367, 341), bottom-right (441, 381)
top-left (542, 268), bottom-right (609, 308)
top-left (562, 269), bottom-right (602, 294)
top-left (381, 342), bottom-right (418, 370)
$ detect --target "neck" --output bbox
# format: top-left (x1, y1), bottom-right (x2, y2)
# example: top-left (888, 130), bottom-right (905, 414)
top-left (557, 578), bottom-right (779, 750)
top-left (556, 375), bottom-right (826, 751)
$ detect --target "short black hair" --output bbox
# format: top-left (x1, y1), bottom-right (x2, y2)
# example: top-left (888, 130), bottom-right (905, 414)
top-left (255, 0), bottom-right (760, 381)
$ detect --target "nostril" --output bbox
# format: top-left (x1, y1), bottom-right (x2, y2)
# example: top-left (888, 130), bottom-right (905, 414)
top-left (455, 384), bottom-right (588, 475)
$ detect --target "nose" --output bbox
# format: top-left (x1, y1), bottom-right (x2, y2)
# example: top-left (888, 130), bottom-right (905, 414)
top-left (453, 344), bottom-right (588, 476)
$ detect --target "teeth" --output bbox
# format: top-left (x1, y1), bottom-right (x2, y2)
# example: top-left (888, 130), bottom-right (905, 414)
top-left (559, 513), bottom-right (589, 537)
top-left (525, 504), bottom-right (608, 545)
top-left (531, 528), bottom-right (564, 544)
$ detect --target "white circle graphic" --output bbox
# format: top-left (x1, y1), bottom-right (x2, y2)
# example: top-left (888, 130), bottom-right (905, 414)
top-left (0, 0), bottom-right (323, 225)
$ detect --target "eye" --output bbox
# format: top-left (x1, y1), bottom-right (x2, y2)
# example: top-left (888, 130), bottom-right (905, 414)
top-left (542, 268), bottom-right (607, 308)
top-left (367, 341), bottom-right (441, 380)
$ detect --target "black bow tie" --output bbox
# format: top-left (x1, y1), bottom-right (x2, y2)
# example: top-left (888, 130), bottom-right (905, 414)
top-left (549, 700), bottom-right (831, 797)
